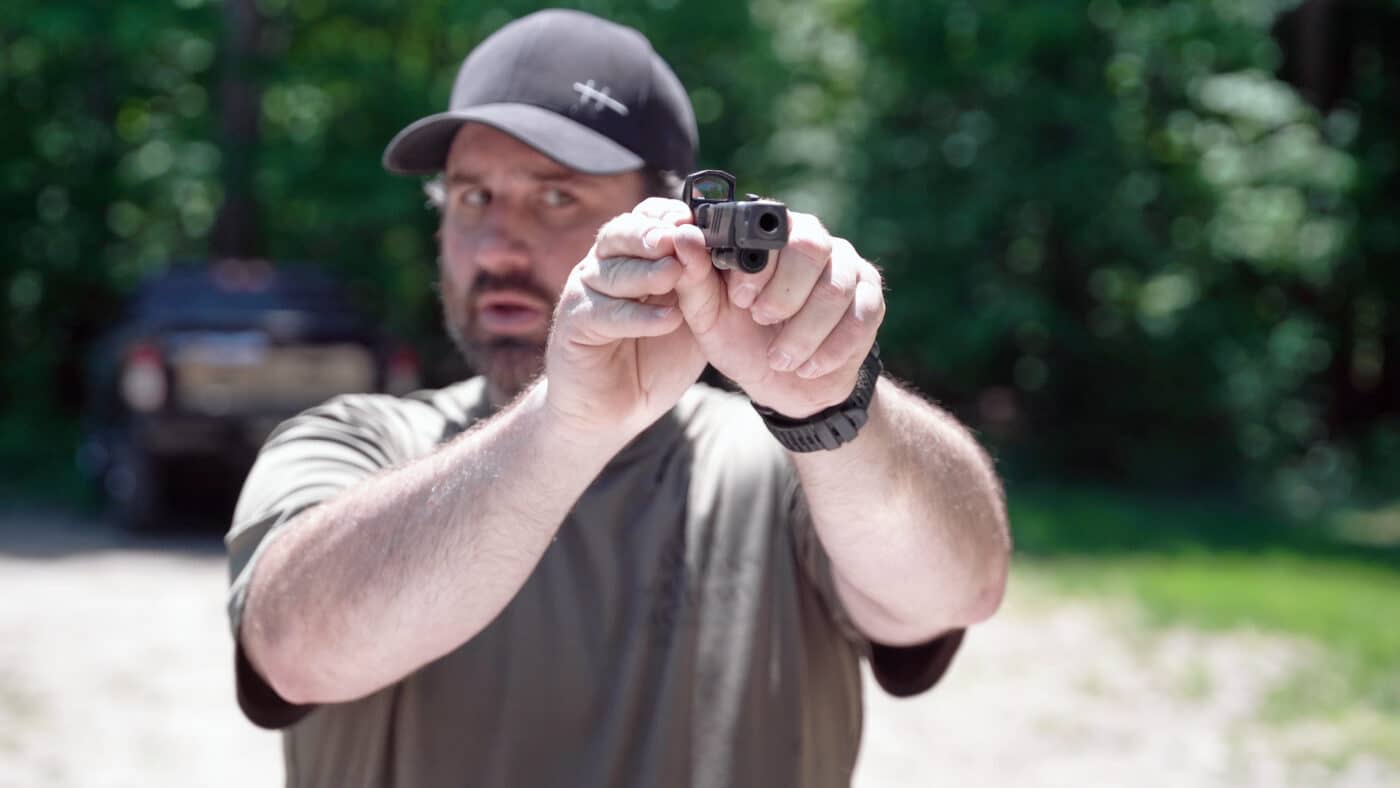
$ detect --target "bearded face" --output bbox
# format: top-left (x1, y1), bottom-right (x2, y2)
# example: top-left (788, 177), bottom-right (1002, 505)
top-left (434, 124), bottom-right (648, 407)
top-left (441, 269), bottom-right (554, 405)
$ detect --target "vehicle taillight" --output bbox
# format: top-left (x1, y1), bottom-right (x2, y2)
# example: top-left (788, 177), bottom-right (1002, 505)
top-left (385, 344), bottom-right (420, 396)
top-left (121, 342), bottom-right (167, 413)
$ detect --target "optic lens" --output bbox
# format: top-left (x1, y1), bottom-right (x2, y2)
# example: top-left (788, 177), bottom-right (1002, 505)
top-left (691, 176), bottom-right (731, 202)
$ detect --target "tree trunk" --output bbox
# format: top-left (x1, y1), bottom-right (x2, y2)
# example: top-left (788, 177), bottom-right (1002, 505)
top-left (210, 0), bottom-right (262, 259)
top-left (1294, 0), bottom-right (1337, 109)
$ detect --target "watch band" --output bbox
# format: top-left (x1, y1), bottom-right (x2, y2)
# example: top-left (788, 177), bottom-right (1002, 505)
top-left (753, 343), bottom-right (883, 452)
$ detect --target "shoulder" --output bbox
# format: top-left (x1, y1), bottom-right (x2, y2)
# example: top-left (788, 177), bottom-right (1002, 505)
top-left (230, 378), bottom-right (489, 535)
top-left (262, 377), bottom-right (488, 457)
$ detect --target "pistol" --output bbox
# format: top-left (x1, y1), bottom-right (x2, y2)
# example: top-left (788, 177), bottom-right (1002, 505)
top-left (682, 170), bottom-right (789, 274)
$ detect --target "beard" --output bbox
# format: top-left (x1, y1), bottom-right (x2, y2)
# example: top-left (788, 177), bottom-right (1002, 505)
top-left (443, 270), bottom-right (555, 406)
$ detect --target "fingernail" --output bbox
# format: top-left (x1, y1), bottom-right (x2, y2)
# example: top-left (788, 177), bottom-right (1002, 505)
top-left (651, 305), bottom-right (675, 319)
top-left (643, 227), bottom-right (666, 250)
top-left (769, 348), bottom-right (794, 371)
top-left (752, 309), bottom-right (780, 326)
top-left (732, 283), bottom-right (759, 309)
top-left (796, 360), bottom-right (821, 379)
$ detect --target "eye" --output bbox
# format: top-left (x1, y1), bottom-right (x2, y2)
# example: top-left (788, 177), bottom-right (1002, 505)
top-left (458, 186), bottom-right (489, 207)
top-left (541, 187), bottom-right (576, 208)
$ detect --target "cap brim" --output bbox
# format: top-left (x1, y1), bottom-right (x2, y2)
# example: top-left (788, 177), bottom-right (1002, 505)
top-left (382, 103), bottom-right (645, 176)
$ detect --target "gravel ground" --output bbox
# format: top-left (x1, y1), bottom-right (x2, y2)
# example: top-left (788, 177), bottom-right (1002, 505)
top-left (1, 508), bottom-right (1393, 788)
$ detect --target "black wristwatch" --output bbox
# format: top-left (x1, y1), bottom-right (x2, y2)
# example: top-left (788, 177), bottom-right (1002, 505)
top-left (753, 344), bottom-right (883, 452)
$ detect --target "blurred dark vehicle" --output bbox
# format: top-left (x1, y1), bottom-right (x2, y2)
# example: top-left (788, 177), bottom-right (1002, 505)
top-left (79, 259), bottom-right (420, 531)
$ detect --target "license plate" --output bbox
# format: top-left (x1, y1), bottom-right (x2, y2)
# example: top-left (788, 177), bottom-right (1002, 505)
top-left (175, 342), bottom-right (375, 414)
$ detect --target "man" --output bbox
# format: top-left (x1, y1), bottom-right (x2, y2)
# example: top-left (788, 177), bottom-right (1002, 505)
top-left (226, 9), bottom-right (1010, 788)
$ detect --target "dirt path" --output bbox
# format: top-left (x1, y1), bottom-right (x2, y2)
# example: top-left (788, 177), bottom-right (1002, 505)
top-left (853, 582), bottom-right (1393, 788)
top-left (0, 511), bottom-right (280, 788)
top-left (1, 508), bottom-right (1393, 788)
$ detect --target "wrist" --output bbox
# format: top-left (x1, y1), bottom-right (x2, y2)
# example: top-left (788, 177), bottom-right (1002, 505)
top-left (753, 343), bottom-right (882, 453)
top-left (531, 378), bottom-right (640, 457)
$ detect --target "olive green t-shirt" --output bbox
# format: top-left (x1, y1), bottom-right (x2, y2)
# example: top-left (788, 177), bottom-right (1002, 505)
top-left (226, 378), bottom-right (963, 788)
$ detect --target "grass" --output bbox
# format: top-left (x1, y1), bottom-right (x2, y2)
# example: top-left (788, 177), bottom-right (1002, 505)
top-left (1008, 485), bottom-right (1400, 759)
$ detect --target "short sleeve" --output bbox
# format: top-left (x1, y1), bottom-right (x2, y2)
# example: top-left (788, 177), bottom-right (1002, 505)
top-left (787, 478), bottom-right (966, 698)
top-left (225, 393), bottom-right (448, 728)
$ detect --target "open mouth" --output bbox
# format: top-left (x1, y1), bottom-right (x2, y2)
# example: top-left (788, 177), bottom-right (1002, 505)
top-left (475, 291), bottom-right (550, 336)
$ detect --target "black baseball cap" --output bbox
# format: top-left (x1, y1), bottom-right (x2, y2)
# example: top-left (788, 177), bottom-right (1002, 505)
top-left (382, 9), bottom-right (697, 176)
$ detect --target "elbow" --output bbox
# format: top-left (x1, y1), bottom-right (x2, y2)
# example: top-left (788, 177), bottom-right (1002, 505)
top-left (961, 520), bottom-right (1011, 625)
top-left (256, 646), bottom-right (323, 707)
top-left (240, 606), bottom-right (340, 706)
top-left (961, 551), bottom-right (1009, 625)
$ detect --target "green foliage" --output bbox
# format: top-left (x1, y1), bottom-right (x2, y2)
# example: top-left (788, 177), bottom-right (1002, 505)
top-left (769, 0), bottom-right (1395, 513)
top-left (2, 2), bottom-right (221, 459)
top-left (2, 0), bottom-right (1397, 512)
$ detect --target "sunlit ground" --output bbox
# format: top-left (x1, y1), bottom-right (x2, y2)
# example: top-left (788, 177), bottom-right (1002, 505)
top-left (2, 491), bottom-right (1397, 788)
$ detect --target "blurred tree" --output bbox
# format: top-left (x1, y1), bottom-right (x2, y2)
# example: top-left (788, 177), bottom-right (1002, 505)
top-left (1, 0), bottom-right (1397, 513)
top-left (764, 0), bottom-right (1396, 514)
top-left (1, 1), bottom-right (222, 480)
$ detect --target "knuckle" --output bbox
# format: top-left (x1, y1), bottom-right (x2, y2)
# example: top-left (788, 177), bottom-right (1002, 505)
top-left (778, 335), bottom-right (819, 362)
top-left (851, 281), bottom-right (886, 326)
top-left (821, 320), bottom-right (862, 356)
top-left (595, 215), bottom-right (625, 243)
top-left (637, 197), bottom-right (684, 217)
top-left (810, 277), bottom-right (852, 306)
top-left (790, 211), bottom-right (826, 234)
top-left (789, 216), bottom-right (832, 254)
top-left (865, 264), bottom-right (884, 290)
top-left (788, 234), bottom-right (833, 266)
top-left (753, 292), bottom-right (799, 320)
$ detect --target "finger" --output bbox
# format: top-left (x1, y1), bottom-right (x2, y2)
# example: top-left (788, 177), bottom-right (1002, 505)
top-left (671, 224), bottom-right (726, 336)
top-left (566, 286), bottom-right (684, 345)
top-left (792, 267), bottom-right (884, 380)
top-left (595, 212), bottom-right (677, 260)
top-left (723, 249), bottom-right (779, 310)
top-left (580, 255), bottom-right (683, 299)
top-left (748, 213), bottom-right (833, 326)
top-left (633, 197), bottom-right (693, 225)
top-left (764, 258), bottom-right (858, 373)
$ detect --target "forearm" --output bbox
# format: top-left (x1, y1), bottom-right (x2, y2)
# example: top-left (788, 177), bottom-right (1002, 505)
top-left (793, 378), bottom-right (1010, 645)
top-left (240, 380), bottom-right (629, 704)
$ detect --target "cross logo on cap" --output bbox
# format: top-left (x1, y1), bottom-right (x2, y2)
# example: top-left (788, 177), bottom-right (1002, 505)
top-left (572, 80), bottom-right (630, 117)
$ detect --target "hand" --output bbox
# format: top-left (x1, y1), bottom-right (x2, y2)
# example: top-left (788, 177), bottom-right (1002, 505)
top-left (664, 205), bottom-right (885, 419)
top-left (543, 199), bottom-right (707, 438)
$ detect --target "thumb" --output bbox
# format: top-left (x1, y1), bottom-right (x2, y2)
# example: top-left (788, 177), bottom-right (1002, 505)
top-left (672, 225), bottom-right (725, 335)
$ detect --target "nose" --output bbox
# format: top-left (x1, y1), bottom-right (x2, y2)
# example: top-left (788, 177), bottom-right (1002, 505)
top-left (473, 201), bottom-right (532, 275)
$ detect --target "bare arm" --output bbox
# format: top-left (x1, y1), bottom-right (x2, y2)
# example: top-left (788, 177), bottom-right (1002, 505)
top-left (240, 382), bottom-right (629, 704)
top-left (656, 205), bottom-right (1010, 646)
top-left (240, 202), bottom-right (712, 706)
top-left (792, 378), bottom-right (1010, 645)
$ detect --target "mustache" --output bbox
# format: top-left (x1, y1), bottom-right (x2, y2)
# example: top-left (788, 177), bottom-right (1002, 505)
top-left (470, 271), bottom-right (556, 304)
